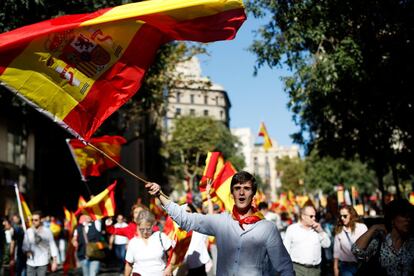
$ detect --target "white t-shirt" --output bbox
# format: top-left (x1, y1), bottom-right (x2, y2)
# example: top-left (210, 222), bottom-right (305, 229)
top-left (125, 231), bottom-right (172, 276)
top-left (114, 222), bottom-right (129, 245)
top-left (185, 231), bottom-right (210, 269)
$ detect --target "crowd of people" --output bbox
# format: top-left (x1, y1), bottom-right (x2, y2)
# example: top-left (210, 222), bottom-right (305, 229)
top-left (1, 171), bottom-right (413, 275)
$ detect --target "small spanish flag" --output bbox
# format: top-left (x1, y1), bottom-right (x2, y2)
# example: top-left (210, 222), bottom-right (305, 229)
top-left (258, 122), bottom-right (272, 151)
top-left (67, 135), bottom-right (126, 179)
top-left (164, 216), bottom-right (192, 268)
top-left (75, 181), bottom-right (117, 220)
top-left (19, 193), bottom-right (32, 227)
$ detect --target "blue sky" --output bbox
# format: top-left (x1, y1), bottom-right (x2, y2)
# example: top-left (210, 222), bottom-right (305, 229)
top-left (197, 15), bottom-right (300, 148)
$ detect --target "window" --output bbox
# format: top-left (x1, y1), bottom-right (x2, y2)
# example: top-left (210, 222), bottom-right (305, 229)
top-left (176, 92), bottom-right (181, 103)
top-left (175, 108), bottom-right (181, 116)
top-left (7, 132), bottom-right (25, 166)
top-left (190, 94), bottom-right (195, 104)
top-left (204, 95), bottom-right (208, 104)
top-left (215, 96), bottom-right (219, 105)
top-left (204, 110), bottom-right (209, 116)
top-left (190, 109), bottom-right (195, 116)
top-left (220, 110), bottom-right (224, 119)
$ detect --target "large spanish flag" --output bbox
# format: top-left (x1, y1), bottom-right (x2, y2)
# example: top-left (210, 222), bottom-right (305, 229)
top-left (68, 135), bottom-right (126, 179)
top-left (75, 181), bottom-right (117, 220)
top-left (0, 0), bottom-right (246, 140)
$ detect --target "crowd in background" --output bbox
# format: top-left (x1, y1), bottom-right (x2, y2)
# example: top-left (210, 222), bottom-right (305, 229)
top-left (1, 193), bottom-right (413, 276)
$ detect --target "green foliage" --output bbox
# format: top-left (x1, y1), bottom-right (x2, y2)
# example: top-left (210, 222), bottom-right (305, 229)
top-left (166, 116), bottom-right (245, 190)
top-left (277, 152), bottom-right (377, 195)
top-left (277, 156), bottom-right (305, 194)
top-left (247, 0), bottom-right (414, 192)
top-left (304, 151), bottom-right (377, 195)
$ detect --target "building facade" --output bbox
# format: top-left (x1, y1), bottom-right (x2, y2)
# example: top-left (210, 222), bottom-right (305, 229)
top-left (231, 127), bottom-right (299, 200)
top-left (164, 57), bottom-right (231, 132)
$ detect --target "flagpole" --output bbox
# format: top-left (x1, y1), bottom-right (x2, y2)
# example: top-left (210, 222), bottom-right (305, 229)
top-left (86, 142), bottom-right (169, 198)
top-left (14, 183), bottom-right (27, 231)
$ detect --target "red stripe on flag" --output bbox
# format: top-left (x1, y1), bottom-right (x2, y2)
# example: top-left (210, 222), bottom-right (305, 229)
top-left (0, 46), bottom-right (28, 75)
top-left (63, 24), bottom-right (164, 139)
top-left (98, 200), bottom-right (107, 217)
top-left (137, 8), bottom-right (246, 42)
top-left (0, 9), bottom-right (112, 51)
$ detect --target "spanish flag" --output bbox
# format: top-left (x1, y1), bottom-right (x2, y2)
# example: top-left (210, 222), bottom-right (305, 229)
top-left (164, 216), bottom-right (192, 268)
top-left (212, 161), bottom-right (237, 211)
top-left (258, 122), bottom-right (272, 151)
top-left (75, 181), bottom-right (117, 220)
top-left (77, 195), bottom-right (87, 209)
top-left (0, 0), bottom-right (246, 140)
top-left (19, 193), bottom-right (32, 227)
top-left (200, 152), bottom-right (224, 185)
top-left (68, 135), bottom-right (126, 179)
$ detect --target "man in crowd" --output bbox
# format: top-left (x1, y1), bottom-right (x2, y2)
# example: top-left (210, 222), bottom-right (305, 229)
top-left (22, 211), bottom-right (58, 276)
top-left (283, 205), bottom-right (331, 276)
top-left (146, 171), bottom-right (294, 276)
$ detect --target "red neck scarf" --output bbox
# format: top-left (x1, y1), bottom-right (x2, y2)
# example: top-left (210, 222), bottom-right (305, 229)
top-left (232, 206), bottom-right (264, 230)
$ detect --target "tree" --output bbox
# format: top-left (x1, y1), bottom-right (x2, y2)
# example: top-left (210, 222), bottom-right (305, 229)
top-left (276, 156), bottom-right (305, 194)
top-left (304, 151), bottom-right (377, 195)
top-left (165, 116), bottom-right (245, 192)
top-left (246, 0), bottom-right (414, 200)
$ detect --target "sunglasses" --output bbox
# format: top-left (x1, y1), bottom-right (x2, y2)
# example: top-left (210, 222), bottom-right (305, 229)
top-left (340, 215), bottom-right (349, 219)
top-left (32, 218), bottom-right (40, 221)
top-left (139, 227), bottom-right (152, 233)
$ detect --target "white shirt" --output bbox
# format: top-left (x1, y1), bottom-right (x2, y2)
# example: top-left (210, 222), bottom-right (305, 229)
top-left (334, 222), bottom-right (367, 262)
top-left (114, 222), bottom-right (129, 245)
top-left (185, 231), bottom-right (210, 269)
top-left (166, 202), bottom-right (294, 276)
top-left (125, 231), bottom-right (172, 276)
top-left (23, 226), bottom-right (58, 267)
top-left (283, 222), bottom-right (331, 266)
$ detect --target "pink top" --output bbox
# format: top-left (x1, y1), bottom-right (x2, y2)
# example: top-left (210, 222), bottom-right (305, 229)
top-left (334, 222), bottom-right (367, 262)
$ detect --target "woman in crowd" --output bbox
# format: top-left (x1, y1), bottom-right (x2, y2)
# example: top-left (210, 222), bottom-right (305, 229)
top-left (333, 205), bottom-right (367, 276)
top-left (352, 199), bottom-right (414, 276)
top-left (124, 210), bottom-right (174, 276)
top-left (106, 203), bottom-right (148, 240)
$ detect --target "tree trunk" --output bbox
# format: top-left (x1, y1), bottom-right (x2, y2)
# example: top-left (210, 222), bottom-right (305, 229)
top-left (374, 159), bottom-right (386, 211)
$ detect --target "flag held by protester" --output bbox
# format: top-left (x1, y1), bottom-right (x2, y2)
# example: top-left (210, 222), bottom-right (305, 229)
top-left (75, 181), bottom-right (117, 220)
top-left (67, 135), bottom-right (126, 179)
top-left (164, 215), bottom-right (192, 268)
top-left (258, 122), bottom-right (272, 151)
top-left (200, 151), bottom-right (224, 185)
top-left (19, 193), bottom-right (32, 227)
top-left (0, 0), bottom-right (246, 140)
top-left (212, 161), bottom-right (237, 211)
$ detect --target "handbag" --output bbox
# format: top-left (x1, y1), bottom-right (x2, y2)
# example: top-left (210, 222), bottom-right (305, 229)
top-left (85, 241), bottom-right (108, 260)
top-left (83, 227), bottom-right (108, 260)
top-left (355, 237), bottom-right (386, 276)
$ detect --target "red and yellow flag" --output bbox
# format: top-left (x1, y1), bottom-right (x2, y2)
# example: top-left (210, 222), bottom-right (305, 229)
top-left (77, 195), bottom-right (87, 209)
top-left (19, 193), bottom-right (32, 227)
top-left (149, 197), bottom-right (167, 220)
top-left (258, 122), bottom-right (272, 151)
top-left (164, 216), bottom-right (192, 268)
top-left (0, 0), bottom-right (246, 140)
top-left (212, 161), bottom-right (237, 211)
top-left (68, 135), bottom-right (126, 179)
top-left (75, 181), bottom-right (117, 220)
top-left (200, 152), bottom-right (224, 185)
